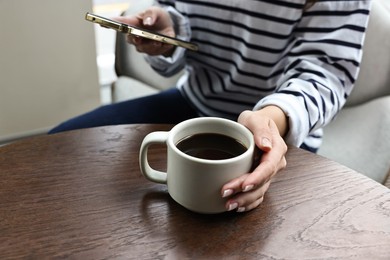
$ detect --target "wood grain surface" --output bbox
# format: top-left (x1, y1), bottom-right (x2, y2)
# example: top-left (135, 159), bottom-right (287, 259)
top-left (0, 125), bottom-right (389, 259)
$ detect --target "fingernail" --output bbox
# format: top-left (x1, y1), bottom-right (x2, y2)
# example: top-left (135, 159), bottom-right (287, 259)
top-left (228, 202), bottom-right (238, 211)
top-left (243, 184), bottom-right (254, 192)
top-left (144, 17), bottom-right (153, 26)
top-left (237, 207), bottom-right (246, 212)
top-left (222, 189), bottom-right (233, 198)
top-left (262, 137), bottom-right (272, 149)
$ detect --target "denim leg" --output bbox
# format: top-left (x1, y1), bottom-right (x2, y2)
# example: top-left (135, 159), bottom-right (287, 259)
top-left (48, 88), bottom-right (199, 134)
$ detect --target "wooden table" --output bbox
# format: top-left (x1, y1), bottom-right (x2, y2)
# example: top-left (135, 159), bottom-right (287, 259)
top-left (0, 125), bottom-right (389, 259)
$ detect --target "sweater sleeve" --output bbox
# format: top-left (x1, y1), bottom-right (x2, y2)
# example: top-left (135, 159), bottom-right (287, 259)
top-left (254, 0), bottom-right (372, 147)
top-left (144, 3), bottom-right (191, 77)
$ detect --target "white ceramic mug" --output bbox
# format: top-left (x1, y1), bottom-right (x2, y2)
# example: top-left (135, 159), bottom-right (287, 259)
top-left (139, 117), bottom-right (255, 214)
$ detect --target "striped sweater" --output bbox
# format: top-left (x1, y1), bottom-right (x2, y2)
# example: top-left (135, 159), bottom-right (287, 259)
top-left (146, 0), bottom-right (372, 151)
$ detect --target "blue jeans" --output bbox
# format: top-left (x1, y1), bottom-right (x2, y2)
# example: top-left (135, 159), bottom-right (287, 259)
top-left (48, 88), bottom-right (199, 134)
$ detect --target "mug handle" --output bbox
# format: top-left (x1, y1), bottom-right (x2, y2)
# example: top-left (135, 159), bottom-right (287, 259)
top-left (139, 131), bottom-right (169, 184)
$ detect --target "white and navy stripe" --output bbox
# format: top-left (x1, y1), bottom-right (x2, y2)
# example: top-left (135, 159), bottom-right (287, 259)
top-left (147, 0), bottom-right (372, 151)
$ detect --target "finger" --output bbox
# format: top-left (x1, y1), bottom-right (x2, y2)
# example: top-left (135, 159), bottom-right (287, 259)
top-left (241, 196), bottom-right (264, 212)
top-left (220, 139), bottom-right (285, 198)
top-left (226, 181), bottom-right (271, 212)
top-left (126, 35), bottom-right (142, 45)
top-left (137, 41), bottom-right (174, 56)
top-left (253, 119), bottom-right (276, 153)
top-left (238, 110), bottom-right (273, 152)
top-left (141, 8), bottom-right (159, 26)
top-left (113, 16), bottom-right (141, 27)
top-left (221, 174), bottom-right (250, 198)
top-left (242, 145), bottom-right (287, 190)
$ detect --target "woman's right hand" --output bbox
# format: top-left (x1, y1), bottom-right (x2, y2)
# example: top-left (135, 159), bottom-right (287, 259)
top-left (114, 6), bottom-right (175, 56)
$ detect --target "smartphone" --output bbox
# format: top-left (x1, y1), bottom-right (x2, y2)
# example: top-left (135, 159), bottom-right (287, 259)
top-left (85, 12), bottom-right (198, 52)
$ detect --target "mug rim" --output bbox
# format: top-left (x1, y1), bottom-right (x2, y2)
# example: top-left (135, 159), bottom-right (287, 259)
top-left (168, 117), bottom-right (255, 164)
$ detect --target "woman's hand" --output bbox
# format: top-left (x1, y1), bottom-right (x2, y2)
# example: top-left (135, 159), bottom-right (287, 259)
top-left (114, 6), bottom-right (175, 56)
top-left (221, 106), bottom-right (288, 212)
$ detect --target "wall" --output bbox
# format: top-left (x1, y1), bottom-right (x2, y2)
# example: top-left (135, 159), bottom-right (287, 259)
top-left (0, 0), bottom-right (101, 142)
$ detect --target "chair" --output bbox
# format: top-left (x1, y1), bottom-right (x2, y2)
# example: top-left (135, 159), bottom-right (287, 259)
top-left (111, 0), bottom-right (183, 103)
top-left (111, 0), bottom-right (390, 187)
top-left (317, 0), bottom-right (390, 184)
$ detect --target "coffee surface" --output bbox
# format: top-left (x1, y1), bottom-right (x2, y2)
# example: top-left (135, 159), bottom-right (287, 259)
top-left (176, 133), bottom-right (247, 160)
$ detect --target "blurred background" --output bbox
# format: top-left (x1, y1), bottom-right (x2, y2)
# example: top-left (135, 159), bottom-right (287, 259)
top-left (0, 0), bottom-right (130, 145)
top-left (93, 0), bottom-right (129, 103)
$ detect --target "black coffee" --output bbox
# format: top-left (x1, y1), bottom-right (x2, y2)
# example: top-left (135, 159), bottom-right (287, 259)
top-left (176, 133), bottom-right (247, 160)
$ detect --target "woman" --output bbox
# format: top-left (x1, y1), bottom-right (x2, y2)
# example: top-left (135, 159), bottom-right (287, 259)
top-left (50, 0), bottom-right (372, 212)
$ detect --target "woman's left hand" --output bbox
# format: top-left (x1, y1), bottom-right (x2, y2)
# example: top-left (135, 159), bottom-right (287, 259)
top-left (221, 107), bottom-right (288, 212)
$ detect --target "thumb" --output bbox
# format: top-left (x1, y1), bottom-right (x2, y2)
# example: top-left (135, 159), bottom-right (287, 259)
top-left (258, 136), bottom-right (272, 152)
top-left (238, 110), bottom-right (273, 152)
top-left (143, 15), bottom-right (154, 26)
top-left (139, 9), bottom-right (157, 26)
top-left (113, 16), bottom-right (141, 27)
